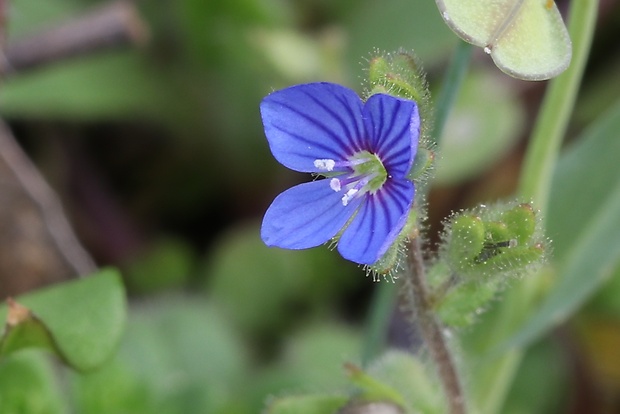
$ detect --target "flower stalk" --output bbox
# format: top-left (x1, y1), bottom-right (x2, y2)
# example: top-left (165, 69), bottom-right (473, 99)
top-left (403, 235), bottom-right (466, 414)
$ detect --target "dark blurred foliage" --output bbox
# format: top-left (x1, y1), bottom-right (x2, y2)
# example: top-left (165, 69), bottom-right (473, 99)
top-left (0, 0), bottom-right (620, 412)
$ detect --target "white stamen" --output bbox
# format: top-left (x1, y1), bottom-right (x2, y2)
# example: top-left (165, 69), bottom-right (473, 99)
top-left (314, 159), bottom-right (336, 171)
top-left (330, 178), bottom-right (341, 192)
top-left (341, 188), bottom-right (358, 206)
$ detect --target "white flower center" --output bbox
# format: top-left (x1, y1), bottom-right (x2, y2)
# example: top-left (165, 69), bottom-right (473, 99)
top-left (314, 151), bottom-right (388, 206)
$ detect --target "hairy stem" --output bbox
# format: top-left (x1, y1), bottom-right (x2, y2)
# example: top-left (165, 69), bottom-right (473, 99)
top-left (404, 236), bottom-right (466, 414)
top-left (432, 41), bottom-right (473, 147)
top-left (518, 0), bottom-right (598, 214)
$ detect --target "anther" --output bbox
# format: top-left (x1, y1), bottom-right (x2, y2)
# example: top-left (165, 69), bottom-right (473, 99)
top-left (314, 159), bottom-right (336, 171)
top-left (330, 178), bottom-right (341, 192)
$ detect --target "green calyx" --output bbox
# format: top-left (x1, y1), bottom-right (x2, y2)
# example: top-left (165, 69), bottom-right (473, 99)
top-left (407, 147), bottom-right (434, 181)
top-left (367, 209), bottom-right (417, 280)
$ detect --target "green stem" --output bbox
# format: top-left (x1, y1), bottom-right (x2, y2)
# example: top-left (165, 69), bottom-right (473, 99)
top-left (517, 0), bottom-right (598, 214)
top-left (361, 281), bottom-right (397, 366)
top-left (432, 41), bottom-right (473, 147)
top-left (474, 1), bottom-right (599, 412)
top-left (361, 42), bottom-right (472, 365)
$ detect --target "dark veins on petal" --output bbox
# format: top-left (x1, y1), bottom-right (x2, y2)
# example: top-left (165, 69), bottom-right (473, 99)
top-left (273, 99), bottom-right (353, 156)
top-left (302, 91), bottom-right (361, 154)
top-left (271, 123), bottom-right (340, 158)
top-left (333, 92), bottom-right (366, 151)
top-left (380, 124), bottom-right (412, 170)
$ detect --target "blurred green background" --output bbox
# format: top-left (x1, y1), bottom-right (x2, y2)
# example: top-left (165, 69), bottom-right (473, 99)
top-left (0, 0), bottom-right (619, 412)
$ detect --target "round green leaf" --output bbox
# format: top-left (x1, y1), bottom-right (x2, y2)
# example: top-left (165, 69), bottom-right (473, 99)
top-left (0, 268), bottom-right (126, 371)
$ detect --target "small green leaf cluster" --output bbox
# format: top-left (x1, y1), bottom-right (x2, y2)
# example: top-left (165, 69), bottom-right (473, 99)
top-left (428, 202), bottom-right (547, 328)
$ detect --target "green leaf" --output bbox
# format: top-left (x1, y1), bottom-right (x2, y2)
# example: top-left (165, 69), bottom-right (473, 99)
top-left (433, 70), bottom-right (525, 185)
top-left (366, 351), bottom-right (445, 414)
top-left (501, 339), bottom-right (568, 414)
top-left (8, 0), bottom-right (85, 39)
top-left (265, 393), bottom-right (349, 414)
top-left (504, 99), bottom-right (620, 349)
top-left (278, 324), bottom-right (361, 389)
top-left (0, 268), bottom-right (126, 371)
top-left (344, 0), bottom-right (457, 78)
top-left (70, 355), bottom-right (156, 414)
top-left (71, 296), bottom-right (249, 414)
top-left (125, 238), bottom-right (195, 294)
top-left (248, 323), bottom-right (360, 412)
top-left (547, 99), bottom-right (620, 261)
top-left (206, 223), bottom-right (355, 336)
top-left (345, 362), bottom-right (406, 408)
top-left (0, 350), bottom-right (66, 414)
top-left (0, 52), bottom-right (168, 121)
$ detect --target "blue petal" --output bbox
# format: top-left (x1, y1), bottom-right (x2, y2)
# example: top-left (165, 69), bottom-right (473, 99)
top-left (337, 179), bottom-right (414, 265)
top-left (362, 94), bottom-right (419, 178)
top-left (261, 179), bottom-right (363, 250)
top-left (260, 83), bottom-right (365, 173)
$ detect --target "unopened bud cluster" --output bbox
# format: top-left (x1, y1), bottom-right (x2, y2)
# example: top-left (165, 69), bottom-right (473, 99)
top-left (429, 202), bottom-right (547, 327)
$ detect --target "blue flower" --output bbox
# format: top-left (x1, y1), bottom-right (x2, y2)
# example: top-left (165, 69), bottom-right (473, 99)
top-left (260, 82), bottom-right (419, 265)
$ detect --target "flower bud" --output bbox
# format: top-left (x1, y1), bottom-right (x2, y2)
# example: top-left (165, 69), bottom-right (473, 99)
top-left (443, 202), bottom-right (546, 279)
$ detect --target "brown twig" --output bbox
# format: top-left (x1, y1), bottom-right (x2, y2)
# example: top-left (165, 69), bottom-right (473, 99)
top-left (0, 0), bottom-right (7, 51)
top-left (0, 1), bottom-right (149, 75)
top-left (403, 236), bottom-right (467, 414)
top-left (0, 120), bottom-right (96, 276)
